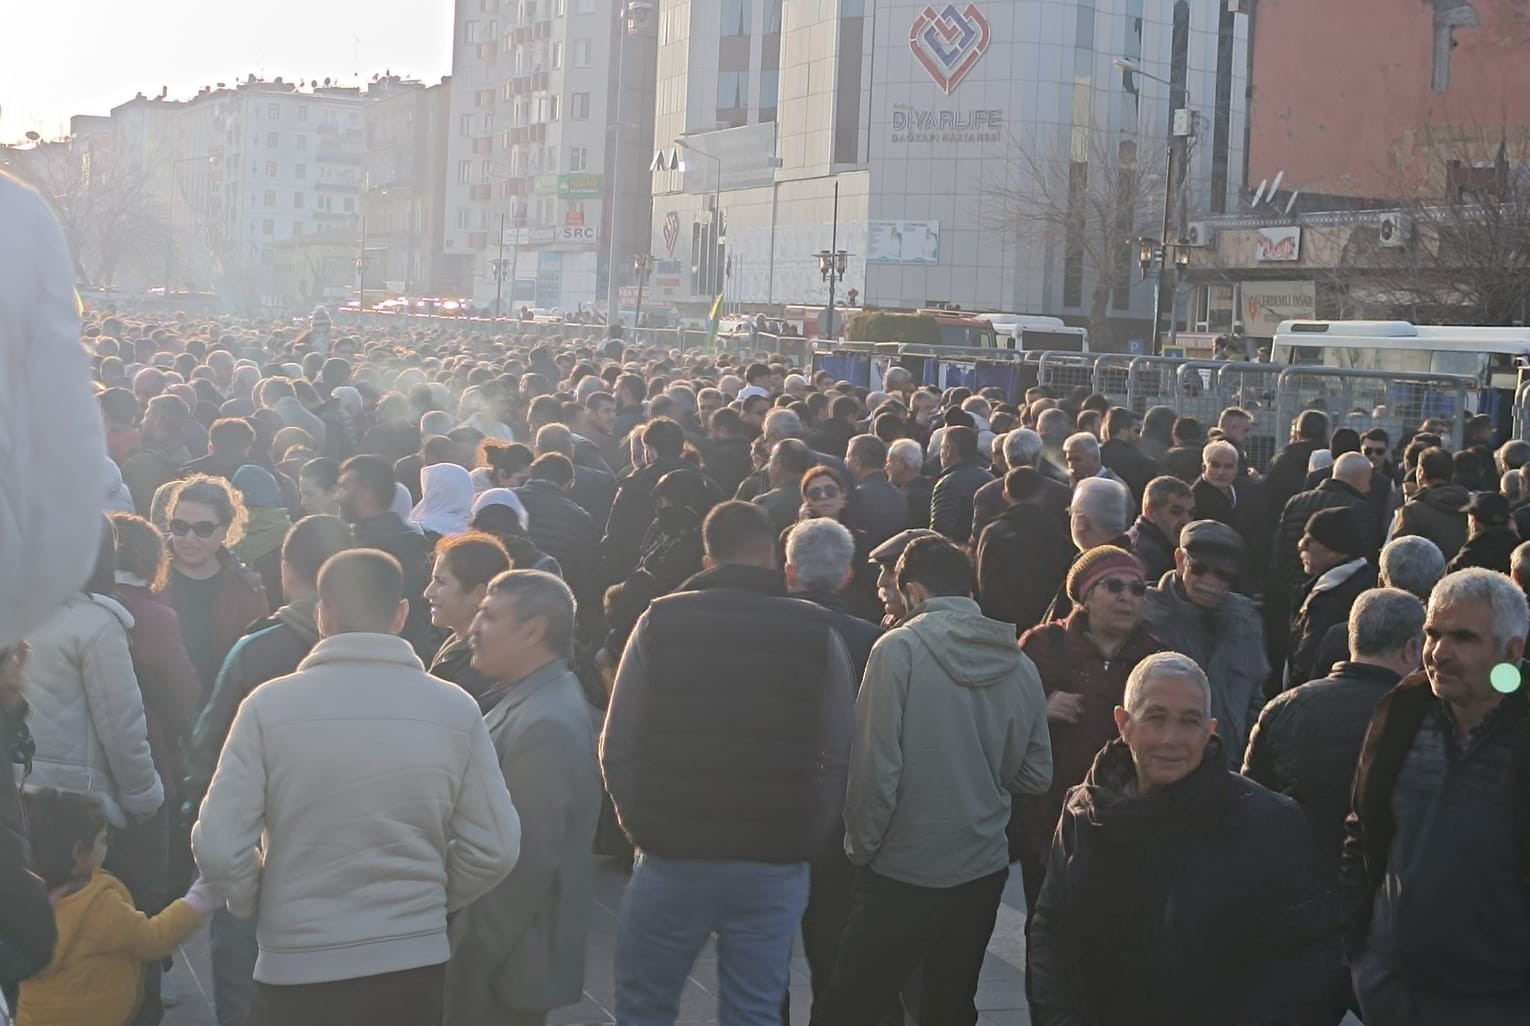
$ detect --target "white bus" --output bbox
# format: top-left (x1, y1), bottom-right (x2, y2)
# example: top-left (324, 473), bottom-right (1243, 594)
top-left (979, 313), bottom-right (1090, 353)
top-left (1272, 319), bottom-right (1530, 433)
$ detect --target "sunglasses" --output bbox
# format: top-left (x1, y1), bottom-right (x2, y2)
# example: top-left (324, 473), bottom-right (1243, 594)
top-left (1363, 447), bottom-right (1388, 457)
top-left (1095, 577), bottom-right (1148, 597)
top-left (1185, 558), bottom-right (1238, 584)
top-left (806, 485), bottom-right (842, 502)
top-left (168, 519), bottom-right (223, 539)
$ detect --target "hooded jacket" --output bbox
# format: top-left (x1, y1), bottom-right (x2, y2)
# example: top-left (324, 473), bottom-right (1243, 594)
top-left (846, 596), bottom-right (1052, 888)
top-left (183, 599), bottom-right (322, 815)
top-left (24, 594), bottom-right (163, 828)
top-left (120, 438), bottom-right (191, 517)
top-left (1392, 483), bottom-right (1471, 560)
top-left (14, 869), bottom-right (202, 1026)
top-left (1028, 738), bottom-right (1337, 1026)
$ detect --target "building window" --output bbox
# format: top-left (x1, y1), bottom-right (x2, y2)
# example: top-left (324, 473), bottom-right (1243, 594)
top-left (458, 159), bottom-right (472, 184)
top-left (720, 0), bottom-right (750, 35)
top-left (296, 163), bottom-right (306, 179)
top-left (266, 161), bottom-right (278, 177)
top-left (266, 131), bottom-right (279, 148)
top-left (549, 94), bottom-right (560, 120)
top-left (569, 146), bottom-right (588, 171)
top-left (264, 190), bottom-right (277, 207)
top-left (296, 135), bottom-right (306, 151)
top-left (570, 92), bottom-right (590, 119)
top-left (551, 42), bottom-right (562, 68)
top-left (565, 200), bottom-right (585, 224)
top-left (263, 218), bottom-right (274, 236)
top-left (573, 0), bottom-right (594, 13)
top-left (461, 114), bottom-right (474, 136)
top-left (458, 207), bottom-right (471, 229)
top-left (294, 192), bottom-right (305, 208)
top-left (464, 19), bottom-right (478, 42)
top-left (716, 72), bottom-right (749, 111)
top-left (344, 197), bottom-right (354, 213)
top-left (481, 159), bottom-right (492, 182)
top-left (572, 39), bottom-right (592, 66)
top-left (297, 104), bottom-right (308, 121)
top-left (268, 102), bottom-right (280, 119)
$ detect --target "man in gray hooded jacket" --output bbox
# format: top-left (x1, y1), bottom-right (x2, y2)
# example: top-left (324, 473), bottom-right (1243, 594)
top-left (811, 536), bottom-right (1052, 1026)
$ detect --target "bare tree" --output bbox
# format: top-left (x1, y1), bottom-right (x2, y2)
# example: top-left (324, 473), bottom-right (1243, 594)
top-left (1352, 124), bottom-right (1530, 325)
top-left (984, 127), bottom-right (1169, 351)
top-left (11, 140), bottom-right (169, 286)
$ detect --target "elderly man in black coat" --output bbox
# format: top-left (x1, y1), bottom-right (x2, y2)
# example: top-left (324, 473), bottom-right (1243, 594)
top-left (1028, 652), bottom-right (1338, 1026)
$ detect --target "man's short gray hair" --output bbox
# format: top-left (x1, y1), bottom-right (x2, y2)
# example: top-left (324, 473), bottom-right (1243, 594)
top-left (1429, 567), bottom-right (1530, 649)
top-left (1349, 588), bottom-right (1426, 660)
top-left (785, 519), bottom-right (856, 593)
top-left (888, 438), bottom-right (923, 470)
top-left (1037, 408), bottom-right (1072, 445)
top-left (1503, 469), bottom-right (1523, 502)
top-left (1064, 432), bottom-right (1100, 459)
top-left (884, 367), bottom-right (914, 390)
top-left (1073, 476), bottom-right (1131, 534)
top-left (486, 569), bottom-right (578, 657)
top-left (1123, 652), bottom-right (1212, 716)
top-left (1202, 439), bottom-right (1239, 465)
top-left (763, 408), bottom-right (804, 441)
top-left (1378, 536), bottom-right (1446, 601)
top-left (420, 410), bottom-right (455, 437)
top-left (1004, 428), bottom-right (1043, 469)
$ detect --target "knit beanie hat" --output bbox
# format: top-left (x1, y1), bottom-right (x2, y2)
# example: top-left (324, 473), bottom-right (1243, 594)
top-left (1066, 545), bottom-right (1146, 605)
top-left (1304, 506), bottom-right (1361, 557)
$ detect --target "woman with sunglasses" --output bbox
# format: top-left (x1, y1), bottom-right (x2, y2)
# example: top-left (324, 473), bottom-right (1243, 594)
top-left (1014, 546), bottom-right (1163, 913)
top-left (791, 465), bottom-right (881, 620)
top-left (158, 475), bottom-right (268, 699)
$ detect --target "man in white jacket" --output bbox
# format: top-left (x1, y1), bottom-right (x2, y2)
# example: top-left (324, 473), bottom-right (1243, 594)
top-left (193, 548), bottom-right (521, 1026)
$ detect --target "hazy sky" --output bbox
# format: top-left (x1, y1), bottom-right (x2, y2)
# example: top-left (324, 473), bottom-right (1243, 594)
top-left (1, 0), bottom-right (453, 142)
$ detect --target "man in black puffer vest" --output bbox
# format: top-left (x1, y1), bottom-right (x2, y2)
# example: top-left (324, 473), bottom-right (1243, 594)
top-left (602, 501), bottom-right (855, 1026)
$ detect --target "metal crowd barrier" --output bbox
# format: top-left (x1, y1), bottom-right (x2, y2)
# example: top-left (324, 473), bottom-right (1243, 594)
top-left (808, 346), bottom-right (1480, 470)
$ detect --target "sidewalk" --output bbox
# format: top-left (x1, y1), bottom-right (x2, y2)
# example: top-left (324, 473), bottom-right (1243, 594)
top-left (163, 856), bottom-right (1036, 1026)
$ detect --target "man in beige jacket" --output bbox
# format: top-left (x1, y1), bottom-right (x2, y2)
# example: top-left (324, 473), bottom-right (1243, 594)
top-left (193, 549), bottom-right (521, 1026)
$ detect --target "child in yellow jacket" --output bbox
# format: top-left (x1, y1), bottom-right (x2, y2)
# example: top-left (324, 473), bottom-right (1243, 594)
top-left (16, 788), bottom-right (219, 1026)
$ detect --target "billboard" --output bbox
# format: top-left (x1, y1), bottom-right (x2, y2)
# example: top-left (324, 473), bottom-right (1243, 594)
top-left (1241, 280), bottom-right (1316, 331)
top-left (867, 220), bottom-right (940, 265)
top-left (1255, 226), bottom-right (1302, 262)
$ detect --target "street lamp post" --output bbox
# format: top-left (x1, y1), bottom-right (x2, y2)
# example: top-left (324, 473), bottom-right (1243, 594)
top-left (605, 1), bottom-right (655, 333)
top-left (815, 181), bottom-right (849, 342)
top-left (632, 251), bottom-right (656, 333)
top-left (493, 212), bottom-right (508, 318)
top-left (1114, 58), bottom-right (1195, 354)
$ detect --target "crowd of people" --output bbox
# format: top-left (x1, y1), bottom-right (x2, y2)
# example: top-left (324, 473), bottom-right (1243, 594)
top-left (3, 173), bottom-right (1530, 1026)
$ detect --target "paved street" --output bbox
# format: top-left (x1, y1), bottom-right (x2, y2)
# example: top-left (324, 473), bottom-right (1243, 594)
top-left (162, 856), bottom-right (1037, 1026)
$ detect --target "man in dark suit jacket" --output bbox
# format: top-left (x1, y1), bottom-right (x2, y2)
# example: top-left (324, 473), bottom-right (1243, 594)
top-left (972, 428), bottom-right (1068, 541)
top-left (846, 435), bottom-right (909, 550)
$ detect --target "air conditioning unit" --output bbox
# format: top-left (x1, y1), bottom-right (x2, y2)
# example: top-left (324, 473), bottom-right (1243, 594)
top-left (1379, 213), bottom-right (1412, 248)
top-left (1185, 221), bottom-right (1215, 247)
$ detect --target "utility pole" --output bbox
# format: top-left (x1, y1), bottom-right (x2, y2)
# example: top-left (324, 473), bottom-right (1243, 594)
top-left (632, 251), bottom-right (655, 332)
top-left (494, 211), bottom-right (507, 317)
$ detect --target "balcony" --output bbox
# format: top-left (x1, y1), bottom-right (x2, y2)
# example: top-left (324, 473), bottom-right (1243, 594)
top-left (470, 184), bottom-right (492, 201)
top-left (315, 179), bottom-right (360, 192)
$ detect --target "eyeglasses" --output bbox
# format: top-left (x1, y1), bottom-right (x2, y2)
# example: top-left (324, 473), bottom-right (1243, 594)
top-left (806, 484), bottom-right (842, 502)
top-left (1185, 558), bottom-right (1238, 584)
top-left (168, 519), bottom-right (223, 539)
top-left (1363, 447), bottom-right (1388, 457)
top-left (1096, 577), bottom-right (1148, 597)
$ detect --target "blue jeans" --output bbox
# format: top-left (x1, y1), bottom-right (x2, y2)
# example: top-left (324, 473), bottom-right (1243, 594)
top-left (210, 908), bottom-right (258, 1026)
top-left (614, 854), bottom-right (809, 1026)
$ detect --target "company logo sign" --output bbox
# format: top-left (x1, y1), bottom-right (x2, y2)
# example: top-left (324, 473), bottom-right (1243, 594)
top-left (909, 3), bottom-right (991, 95)
top-left (662, 211), bottom-right (680, 255)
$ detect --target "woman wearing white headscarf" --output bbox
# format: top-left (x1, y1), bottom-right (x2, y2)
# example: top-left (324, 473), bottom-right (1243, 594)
top-left (411, 462), bottom-right (475, 545)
